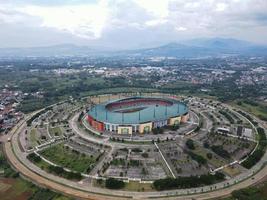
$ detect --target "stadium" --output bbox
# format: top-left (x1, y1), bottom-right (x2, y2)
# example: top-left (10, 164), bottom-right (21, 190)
top-left (87, 96), bottom-right (189, 134)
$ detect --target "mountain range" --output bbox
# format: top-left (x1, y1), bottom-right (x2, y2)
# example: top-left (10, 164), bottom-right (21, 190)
top-left (0, 38), bottom-right (267, 58)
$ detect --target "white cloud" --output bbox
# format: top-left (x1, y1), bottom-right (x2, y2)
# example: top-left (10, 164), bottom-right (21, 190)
top-left (145, 19), bottom-right (168, 27)
top-left (134, 0), bottom-right (169, 18)
top-left (0, 0), bottom-right (267, 47)
top-left (215, 3), bottom-right (228, 12)
top-left (176, 26), bottom-right (187, 31)
top-left (17, 2), bottom-right (109, 39)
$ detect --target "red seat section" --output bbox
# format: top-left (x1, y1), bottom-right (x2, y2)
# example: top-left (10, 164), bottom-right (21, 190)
top-left (88, 115), bottom-right (104, 131)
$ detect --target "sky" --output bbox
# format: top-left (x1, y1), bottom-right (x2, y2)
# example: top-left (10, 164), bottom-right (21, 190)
top-left (0, 0), bottom-right (267, 49)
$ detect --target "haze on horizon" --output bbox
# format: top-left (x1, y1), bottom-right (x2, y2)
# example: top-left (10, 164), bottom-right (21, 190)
top-left (0, 0), bottom-right (267, 50)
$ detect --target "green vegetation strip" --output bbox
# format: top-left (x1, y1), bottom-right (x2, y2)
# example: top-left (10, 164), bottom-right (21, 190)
top-left (153, 172), bottom-right (225, 191)
top-left (210, 145), bottom-right (231, 159)
top-left (229, 179), bottom-right (267, 200)
top-left (219, 110), bottom-right (235, 124)
top-left (0, 145), bottom-right (20, 178)
top-left (187, 151), bottom-right (207, 165)
top-left (236, 100), bottom-right (267, 121)
top-left (27, 153), bottom-right (82, 181)
top-left (105, 178), bottom-right (125, 189)
top-left (39, 144), bottom-right (96, 173)
top-left (236, 110), bottom-right (258, 126)
top-left (241, 127), bottom-right (266, 169)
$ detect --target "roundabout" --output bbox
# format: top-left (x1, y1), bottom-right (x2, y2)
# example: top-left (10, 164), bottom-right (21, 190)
top-left (3, 93), bottom-right (267, 200)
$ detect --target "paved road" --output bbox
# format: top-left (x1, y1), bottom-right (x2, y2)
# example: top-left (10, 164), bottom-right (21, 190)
top-left (70, 112), bottom-right (152, 148)
top-left (3, 108), bottom-right (267, 200)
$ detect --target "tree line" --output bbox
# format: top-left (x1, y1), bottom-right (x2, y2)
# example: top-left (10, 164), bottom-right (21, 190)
top-left (153, 172), bottom-right (225, 190)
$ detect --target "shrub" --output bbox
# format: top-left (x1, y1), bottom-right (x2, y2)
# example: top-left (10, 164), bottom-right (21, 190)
top-left (207, 153), bottom-right (213, 159)
top-left (153, 172), bottom-right (225, 190)
top-left (232, 187), bottom-right (262, 200)
top-left (132, 148), bottom-right (142, 153)
top-left (188, 151), bottom-right (207, 165)
top-left (186, 139), bottom-right (195, 150)
top-left (219, 110), bottom-right (234, 124)
top-left (105, 178), bottom-right (125, 189)
top-left (203, 141), bottom-right (210, 148)
top-left (242, 127), bottom-right (266, 169)
top-left (141, 152), bottom-right (149, 158)
top-left (129, 159), bottom-right (140, 167)
top-left (27, 153), bottom-right (41, 163)
top-left (211, 145), bottom-right (230, 159)
top-left (47, 165), bottom-right (82, 180)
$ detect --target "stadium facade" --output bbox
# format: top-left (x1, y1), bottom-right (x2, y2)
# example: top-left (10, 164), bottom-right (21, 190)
top-left (87, 97), bottom-right (189, 134)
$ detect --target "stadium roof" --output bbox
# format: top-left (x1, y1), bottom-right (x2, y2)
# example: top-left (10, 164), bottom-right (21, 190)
top-left (88, 97), bottom-right (188, 125)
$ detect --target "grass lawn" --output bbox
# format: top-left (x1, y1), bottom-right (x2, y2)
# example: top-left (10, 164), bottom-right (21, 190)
top-left (191, 143), bottom-right (245, 177)
top-left (123, 181), bottom-right (154, 192)
top-left (30, 128), bottom-right (39, 147)
top-left (232, 100), bottom-right (267, 121)
top-left (29, 153), bottom-right (83, 181)
top-left (93, 179), bottom-right (154, 192)
top-left (193, 136), bottom-right (253, 177)
top-left (34, 157), bottom-right (51, 170)
top-left (222, 166), bottom-right (241, 177)
top-left (49, 126), bottom-right (63, 137)
top-left (40, 144), bottom-right (96, 173)
top-left (192, 145), bottom-right (228, 168)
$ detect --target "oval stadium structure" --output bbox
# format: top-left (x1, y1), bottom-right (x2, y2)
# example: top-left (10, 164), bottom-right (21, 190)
top-left (87, 96), bottom-right (189, 134)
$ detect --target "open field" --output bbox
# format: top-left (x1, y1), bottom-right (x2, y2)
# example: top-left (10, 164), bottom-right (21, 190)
top-left (40, 143), bottom-right (96, 173)
top-left (0, 178), bottom-right (33, 200)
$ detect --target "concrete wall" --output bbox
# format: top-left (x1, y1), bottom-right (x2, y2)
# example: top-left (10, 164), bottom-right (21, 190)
top-left (181, 113), bottom-right (189, 123)
top-left (138, 122), bottom-right (153, 134)
top-left (168, 116), bottom-right (181, 126)
top-left (117, 126), bottom-right (133, 134)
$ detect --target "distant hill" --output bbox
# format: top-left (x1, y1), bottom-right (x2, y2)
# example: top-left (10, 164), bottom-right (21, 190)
top-left (124, 38), bottom-right (267, 58)
top-left (0, 44), bottom-right (104, 57)
top-left (181, 38), bottom-right (253, 49)
top-left (0, 38), bottom-right (267, 58)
